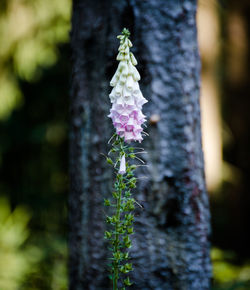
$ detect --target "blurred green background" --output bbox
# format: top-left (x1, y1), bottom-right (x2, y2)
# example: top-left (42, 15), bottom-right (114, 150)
top-left (0, 0), bottom-right (250, 289)
top-left (0, 0), bottom-right (70, 289)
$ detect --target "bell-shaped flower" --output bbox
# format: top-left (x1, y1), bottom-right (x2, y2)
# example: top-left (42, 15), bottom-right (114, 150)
top-left (119, 74), bottom-right (127, 85)
top-left (119, 113), bottom-right (129, 125)
top-left (123, 95), bottom-right (135, 106)
top-left (132, 81), bottom-right (140, 95)
top-left (135, 91), bottom-right (148, 108)
top-left (126, 75), bottom-right (134, 92)
top-left (110, 71), bottom-right (120, 87)
top-left (124, 131), bottom-right (135, 143)
top-left (115, 84), bottom-right (123, 97)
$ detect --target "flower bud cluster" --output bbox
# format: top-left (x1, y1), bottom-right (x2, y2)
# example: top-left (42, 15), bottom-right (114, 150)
top-left (108, 32), bottom-right (147, 143)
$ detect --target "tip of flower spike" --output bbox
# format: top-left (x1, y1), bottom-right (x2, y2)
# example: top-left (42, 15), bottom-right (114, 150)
top-left (122, 28), bottom-right (130, 38)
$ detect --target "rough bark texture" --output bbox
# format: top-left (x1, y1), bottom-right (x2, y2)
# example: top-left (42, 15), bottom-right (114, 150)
top-left (69, 0), bottom-right (211, 289)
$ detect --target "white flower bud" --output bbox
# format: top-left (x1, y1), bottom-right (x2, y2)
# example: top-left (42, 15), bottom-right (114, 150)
top-left (130, 52), bottom-right (138, 66)
top-left (132, 66), bottom-right (140, 81)
top-left (124, 38), bottom-right (128, 47)
top-left (121, 63), bottom-right (129, 76)
top-left (118, 155), bottom-right (126, 175)
top-left (110, 72), bottom-right (120, 87)
top-left (118, 43), bottom-right (126, 51)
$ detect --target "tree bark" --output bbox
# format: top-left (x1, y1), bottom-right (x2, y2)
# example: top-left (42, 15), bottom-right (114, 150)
top-left (69, 0), bottom-right (211, 289)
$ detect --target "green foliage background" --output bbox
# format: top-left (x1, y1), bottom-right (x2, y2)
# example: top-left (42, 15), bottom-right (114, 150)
top-left (0, 0), bottom-right (70, 288)
top-left (0, 0), bottom-right (249, 289)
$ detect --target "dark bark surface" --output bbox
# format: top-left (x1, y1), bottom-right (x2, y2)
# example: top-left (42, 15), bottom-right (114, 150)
top-left (69, 0), bottom-right (211, 289)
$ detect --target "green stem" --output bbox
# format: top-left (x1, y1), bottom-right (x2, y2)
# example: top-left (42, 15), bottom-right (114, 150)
top-left (113, 174), bottom-right (122, 290)
top-left (113, 138), bottom-right (125, 290)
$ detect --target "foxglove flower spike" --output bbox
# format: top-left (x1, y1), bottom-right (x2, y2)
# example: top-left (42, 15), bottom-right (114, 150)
top-left (108, 31), bottom-right (147, 143)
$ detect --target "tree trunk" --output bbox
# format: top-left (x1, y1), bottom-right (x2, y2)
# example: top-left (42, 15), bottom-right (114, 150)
top-left (69, 0), bottom-right (211, 289)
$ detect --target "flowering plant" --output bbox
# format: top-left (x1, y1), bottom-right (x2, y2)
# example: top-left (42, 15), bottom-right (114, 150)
top-left (104, 28), bottom-right (148, 290)
top-left (108, 29), bottom-right (147, 143)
